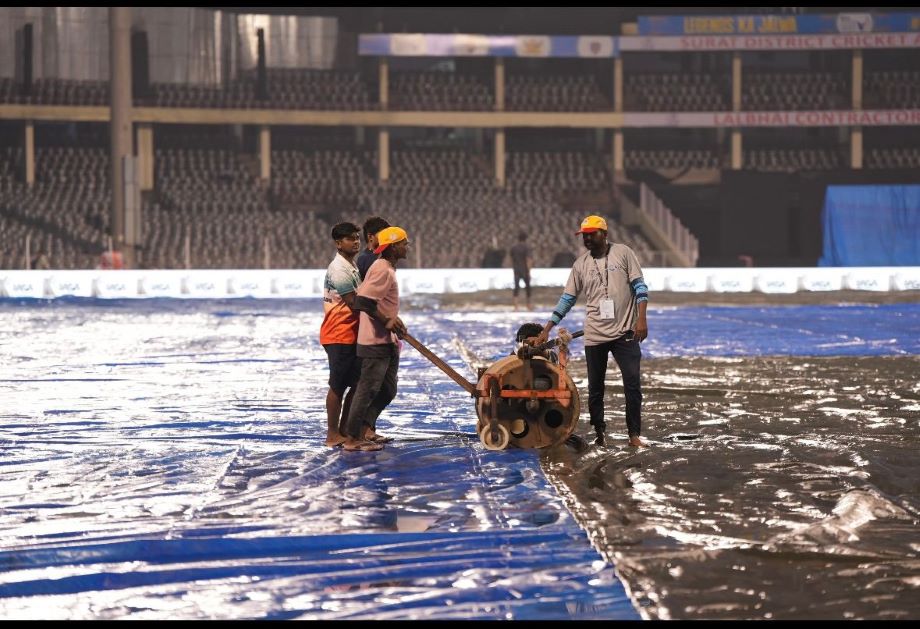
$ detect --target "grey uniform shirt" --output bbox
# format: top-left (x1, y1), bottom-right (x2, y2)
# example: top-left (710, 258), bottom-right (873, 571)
top-left (564, 243), bottom-right (644, 346)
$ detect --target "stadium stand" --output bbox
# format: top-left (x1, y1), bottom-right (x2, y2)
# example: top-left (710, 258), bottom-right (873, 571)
top-left (624, 73), bottom-right (730, 112)
top-left (389, 71), bottom-right (493, 111)
top-left (1, 8), bottom-right (918, 270)
top-left (742, 71), bottom-right (849, 111)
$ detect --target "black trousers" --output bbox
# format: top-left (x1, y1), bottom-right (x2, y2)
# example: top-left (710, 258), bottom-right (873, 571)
top-left (344, 344), bottom-right (399, 439)
top-left (513, 270), bottom-right (531, 298)
top-left (584, 335), bottom-right (642, 437)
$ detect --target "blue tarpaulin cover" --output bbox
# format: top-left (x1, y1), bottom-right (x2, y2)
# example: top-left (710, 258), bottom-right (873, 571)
top-left (1, 299), bottom-right (918, 619)
top-left (819, 185), bottom-right (920, 266)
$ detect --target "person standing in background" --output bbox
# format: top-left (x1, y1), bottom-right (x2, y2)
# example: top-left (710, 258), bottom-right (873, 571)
top-left (510, 230), bottom-right (533, 311)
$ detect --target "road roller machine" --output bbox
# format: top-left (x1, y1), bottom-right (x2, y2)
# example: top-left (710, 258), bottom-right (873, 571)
top-left (402, 329), bottom-right (582, 451)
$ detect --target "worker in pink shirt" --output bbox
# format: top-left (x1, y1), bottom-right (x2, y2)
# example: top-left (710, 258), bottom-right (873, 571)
top-left (341, 226), bottom-right (409, 452)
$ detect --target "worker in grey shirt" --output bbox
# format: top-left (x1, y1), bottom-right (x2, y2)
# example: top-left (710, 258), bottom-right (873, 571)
top-left (532, 215), bottom-right (649, 447)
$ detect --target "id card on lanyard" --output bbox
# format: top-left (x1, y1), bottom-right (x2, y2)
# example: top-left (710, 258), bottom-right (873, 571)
top-left (594, 248), bottom-right (616, 320)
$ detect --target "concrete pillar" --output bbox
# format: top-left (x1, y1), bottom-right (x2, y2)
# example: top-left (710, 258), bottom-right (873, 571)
top-left (495, 57), bottom-right (505, 111)
top-left (259, 125), bottom-right (270, 181)
top-left (851, 49), bottom-right (863, 110)
top-left (137, 123), bottom-right (154, 191)
top-left (613, 57), bottom-right (624, 185)
top-left (379, 58), bottom-right (388, 110)
top-left (731, 53), bottom-right (742, 170)
top-left (109, 6), bottom-right (134, 268)
top-left (851, 50), bottom-right (863, 170)
top-left (613, 130), bottom-right (624, 172)
top-left (378, 129), bottom-right (389, 181)
top-left (851, 127), bottom-right (863, 169)
top-left (731, 130), bottom-right (742, 170)
top-left (24, 121), bottom-right (34, 187)
top-left (495, 129), bottom-right (505, 187)
top-left (732, 52), bottom-right (742, 111)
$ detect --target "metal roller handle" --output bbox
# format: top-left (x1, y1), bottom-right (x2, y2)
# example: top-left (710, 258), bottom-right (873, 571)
top-left (533, 329), bottom-right (584, 352)
top-left (401, 331), bottom-right (479, 396)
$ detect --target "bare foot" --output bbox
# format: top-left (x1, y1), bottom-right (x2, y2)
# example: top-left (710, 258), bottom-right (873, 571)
top-left (325, 434), bottom-right (346, 447)
top-left (628, 436), bottom-right (647, 448)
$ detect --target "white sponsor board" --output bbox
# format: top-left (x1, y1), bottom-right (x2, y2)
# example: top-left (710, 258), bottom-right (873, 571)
top-left (273, 271), bottom-right (325, 298)
top-left (488, 271), bottom-right (516, 291)
top-left (47, 272), bottom-right (94, 298)
top-left (637, 268), bottom-right (668, 293)
top-left (1, 271), bottom-right (49, 298)
top-left (141, 271), bottom-right (184, 298)
top-left (530, 268), bottom-right (571, 288)
top-left (665, 269), bottom-right (709, 292)
top-left (446, 271), bottom-right (494, 293)
top-left (402, 269), bottom-right (448, 294)
top-left (844, 268), bottom-right (894, 291)
top-left (95, 272), bottom-right (142, 299)
top-left (800, 268), bottom-right (845, 291)
top-left (754, 270), bottom-right (801, 293)
top-left (708, 269), bottom-right (755, 293)
top-left (231, 273), bottom-right (273, 298)
top-left (892, 269), bottom-right (920, 291)
top-left (2, 268), bottom-right (918, 299)
top-left (184, 272), bottom-right (231, 298)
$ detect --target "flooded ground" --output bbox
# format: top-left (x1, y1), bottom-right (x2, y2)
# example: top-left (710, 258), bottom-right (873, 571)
top-left (441, 289), bottom-right (919, 620)
top-left (543, 355), bottom-right (920, 620)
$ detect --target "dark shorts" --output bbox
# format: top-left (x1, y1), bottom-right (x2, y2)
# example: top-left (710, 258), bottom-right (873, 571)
top-left (513, 268), bottom-right (531, 297)
top-left (323, 343), bottom-right (362, 395)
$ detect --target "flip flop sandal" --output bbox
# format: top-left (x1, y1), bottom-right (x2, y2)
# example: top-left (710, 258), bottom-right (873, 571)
top-left (343, 440), bottom-right (383, 452)
top-left (368, 434), bottom-right (393, 444)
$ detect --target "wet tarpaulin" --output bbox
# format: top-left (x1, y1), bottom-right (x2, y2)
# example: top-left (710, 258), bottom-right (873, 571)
top-left (1, 299), bottom-right (917, 619)
top-left (0, 299), bottom-right (638, 620)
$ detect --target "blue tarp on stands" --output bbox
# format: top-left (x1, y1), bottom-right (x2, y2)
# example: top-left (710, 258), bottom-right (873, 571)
top-left (819, 184), bottom-right (920, 266)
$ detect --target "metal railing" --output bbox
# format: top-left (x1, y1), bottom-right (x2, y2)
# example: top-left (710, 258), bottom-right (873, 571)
top-left (639, 182), bottom-right (699, 267)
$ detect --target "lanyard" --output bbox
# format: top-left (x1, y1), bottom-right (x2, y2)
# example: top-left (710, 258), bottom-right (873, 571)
top-left (591, 245), bottom-right (610, 299)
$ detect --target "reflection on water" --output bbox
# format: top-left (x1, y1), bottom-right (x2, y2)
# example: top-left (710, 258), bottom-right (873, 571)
top-left (0, 299), bottom-right (635, 620)
top-left (544, 356), bottom-right (920, 620)
top-left (1, 299), bottom-right (917, 619)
